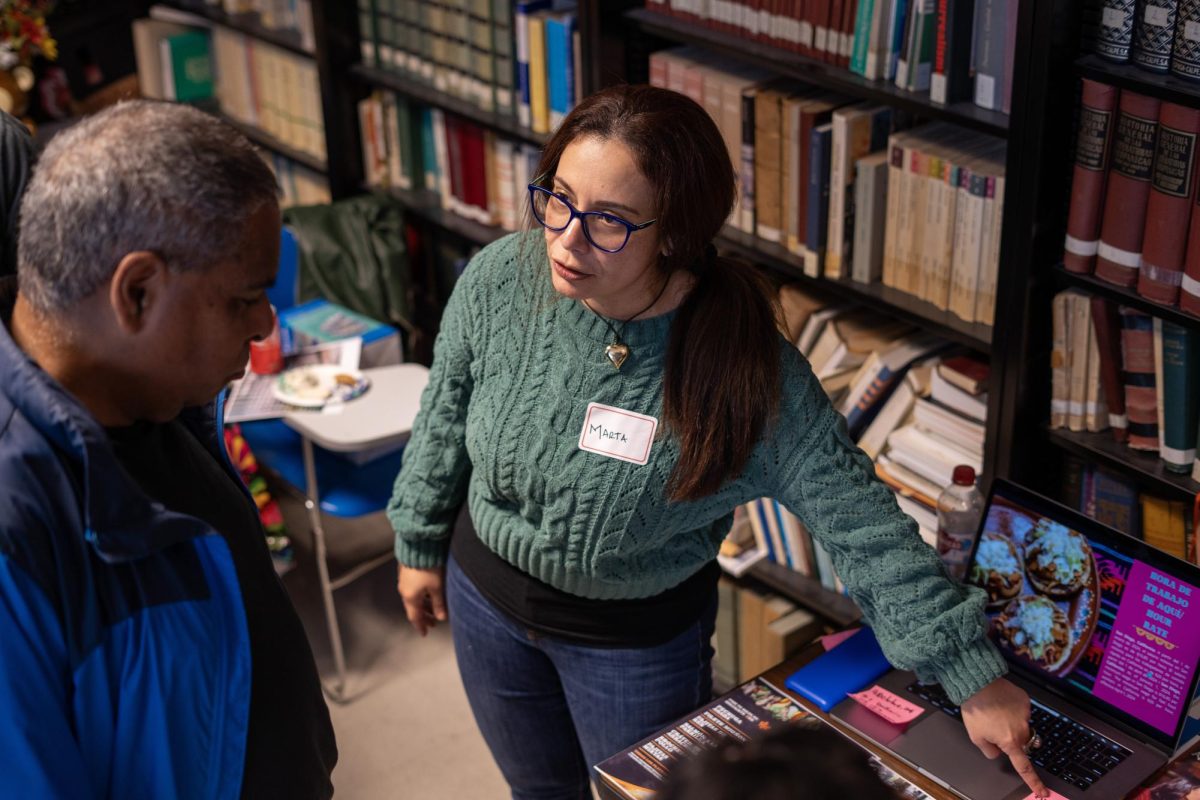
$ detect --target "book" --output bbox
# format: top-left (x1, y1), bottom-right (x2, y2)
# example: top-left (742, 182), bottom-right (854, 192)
top-left (1096, 91), bottom-right (1162, 287)
top-left (929, 0), bottom-right (975, 105)
top-left (1171, 0), bottom-right (1200, 80)
top-left (1159, 322), bottom-right (1200, 472)
top-left (1067, 290), bottom-right (1094, 432)
top-left (514, 0), bottom-right (552, 130)
top-left (1051, 290), bottom-right (1072, 429)
top-left (545, 10), bottom-right (577, 129)
top-left (1120, 307), bottom-right (1160, 451)
top-left (1063, 79), bottom-right (1119, 275)
top-left (806, 311), bottom-right (912, 380)
top-left (972, 0), bottom-right (1009, 111)
top-left (1141, 494), bottom-right (1188, 559)
top-left (930, 366), bottom-right (988, 422)
top-left (1096, 0), bottom-right (1137, 62)
top-left (777, 283), bottom-right (830, 345)
top-left (1083, 467), bottom-right (1140, 535)
top-left (805, 122), bottom-right (835, 278)
top-left (826, 104), bottom-right (891, 279)
top-left (938, 354), bottom-right (990, 395)
top-left (1131, 0), bottom-right (1180, 73)
top-left (839, 332), bottom-right (947, 438)
top-left (1138, 102), bottom-right (1200, 304)
top-left (850, 151), bottom-right (890, 284)
top-left (160, 29), bottom-right (214, 103)
top-left (1091, 296), bottom-right (1129, 441)
top-left (858, 357), bottom-right (935, 460)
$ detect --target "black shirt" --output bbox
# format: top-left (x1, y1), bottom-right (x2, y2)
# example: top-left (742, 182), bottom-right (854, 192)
top-left (107, 419), bottom-right (337, 800)
top-left (450, 505), bottom-right (720, 647)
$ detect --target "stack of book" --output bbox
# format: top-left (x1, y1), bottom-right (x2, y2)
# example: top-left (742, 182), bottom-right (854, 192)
top-left (359, 91), bottom-right (542, 229)
top-left (1050, 289), bottom-right (1200, 481)
top-left (649, 47), bottom-right (1006, 324)
top-left (645, 0), bottom-right (1019, 112)
top-left (1062, 77), bottom-right (1200, 317)
top-left (358, 0), bottom-right (581, 135)
top-left (1087, 0), bottom-right (1200, 80)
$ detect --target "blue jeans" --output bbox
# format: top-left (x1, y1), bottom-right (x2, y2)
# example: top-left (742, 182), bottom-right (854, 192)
top-left (445, 555), bottom-right (717, 800)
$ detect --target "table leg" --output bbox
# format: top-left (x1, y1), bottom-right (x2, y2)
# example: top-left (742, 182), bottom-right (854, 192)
top-left (301, 436), bottom-right (348, 703)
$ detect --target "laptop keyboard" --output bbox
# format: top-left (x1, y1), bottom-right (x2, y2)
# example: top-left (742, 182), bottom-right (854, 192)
top-left (906, 683), bottom-right (1133, 792)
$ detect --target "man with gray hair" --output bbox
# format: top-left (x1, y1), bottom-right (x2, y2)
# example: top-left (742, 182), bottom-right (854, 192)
top-left (0, 100), bottom-right (336, 798)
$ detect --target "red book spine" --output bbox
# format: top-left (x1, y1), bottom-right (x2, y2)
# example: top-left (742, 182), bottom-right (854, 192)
top-left (1097, 91), bottom-right (1162, 287)
top-left (838, 0), bottom-right (857, 69)
top-left (444, 115), bottom-right (464, 210)
top-left (1119, 307), bottom-right (1159, 451)
top-left (1138, 101), bottom-right (1200, 304)
top-left (933, 0), bottom-right (950, 76)
top-left (822, 0), bottom-right (840, 63)
top-left (1063, 79), bottom-right (1119, 274)
top-left (461, 122), bottom-right (488, 214)
top-left (800, 0), bottom-right (814, 58)
top-left (1183, 188), bottom-right (1200, 315)
top-left (1091, 296), bottom-right (1128, 442)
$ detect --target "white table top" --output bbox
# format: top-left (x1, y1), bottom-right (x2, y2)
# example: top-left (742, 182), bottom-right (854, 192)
top-left (282, 363), bottom-right (429, 452)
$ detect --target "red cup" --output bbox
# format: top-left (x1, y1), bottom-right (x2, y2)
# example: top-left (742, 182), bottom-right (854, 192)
top-left (249, 307), bottom-right (284, 375)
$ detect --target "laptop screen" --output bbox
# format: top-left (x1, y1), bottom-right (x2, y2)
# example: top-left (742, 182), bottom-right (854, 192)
top-left (966, 480), bottom-right (1200, 745)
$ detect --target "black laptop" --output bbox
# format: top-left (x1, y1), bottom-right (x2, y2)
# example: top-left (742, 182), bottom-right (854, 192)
top-left (831, 479), bottom-right (1200, 799)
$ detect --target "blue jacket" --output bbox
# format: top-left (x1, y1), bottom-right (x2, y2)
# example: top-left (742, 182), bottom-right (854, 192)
top-left (0, 292), bottom-right (252, 798)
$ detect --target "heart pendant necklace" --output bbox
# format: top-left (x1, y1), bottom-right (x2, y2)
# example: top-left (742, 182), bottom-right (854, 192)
top-left (583, 278), bottom-right (670, 370)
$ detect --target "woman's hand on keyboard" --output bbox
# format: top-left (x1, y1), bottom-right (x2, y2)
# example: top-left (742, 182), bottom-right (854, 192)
top-left (962, 677), bottom-right (1049, 799)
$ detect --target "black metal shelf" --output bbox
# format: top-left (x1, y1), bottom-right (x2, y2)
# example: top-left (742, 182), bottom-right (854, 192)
top-left (625, 8), bottom-right (1010, 139)
top-left (717, 226), bottom-right (993, 353)
top-left (349, 64), bottom-right (551, 147)
top-left (1052, 265), bottom-right (1200, 330)
top-left (743, 559), bottom-right (862, 628)
top-left (1046, 428), bottom-right (1199, 501)
top-left (217, 112), bottom-right (327, 174)
top-left (159, 1), bottom-right (314, 57)
top-left (371, 185), bottom-right (510, 246)
top-left (1076, 54), bottom-right (1200, 110)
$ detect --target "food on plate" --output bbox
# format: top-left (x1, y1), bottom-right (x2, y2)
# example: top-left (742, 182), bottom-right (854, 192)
top-left (994, 595), bottom-right (1070, 672)
top-left (970, 532), bottom-right (1023, 606)
top-left (1024, 519), bottom-right (1092, 598)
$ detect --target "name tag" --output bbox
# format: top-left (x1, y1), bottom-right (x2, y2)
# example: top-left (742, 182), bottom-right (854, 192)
top-left (577, 402), bottom-right (658, 465)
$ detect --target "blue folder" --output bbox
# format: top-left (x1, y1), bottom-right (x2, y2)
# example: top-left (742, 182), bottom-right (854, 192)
top-left (784, 627), bottom-right (893, 712)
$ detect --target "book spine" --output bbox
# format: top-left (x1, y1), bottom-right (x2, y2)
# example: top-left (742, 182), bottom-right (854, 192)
top-left (1091, 296), bottom-right (1130, 441)
top-left (1160, 322), bottom-right (1200, 471)
top-left (973, 0), bottom-right (1005, 109)
top-left (1051, 291), bottom-right (1071, 429)
top-left (1068, 291), bottom-right (1093, 431)
top-left (1139, 102), bottom-right (1200, 304)
top-left (755, 89), bottom-right (784, 243)
top-left (851, 0), bottom-right (876, 74)
top-left (1132, 0), bottom-right (1180, 73)
top-left (930, 0), bottom-right (973, 104)
top-left (1171, 0), bottom-right (1200, 80)
top-left (805, 123), bottom-right (833, 278)
top-left (1120, 307), bottom-right (1161, 450)
top-left (1182, 165), bottom-right (1200, 314)
top-left (741, 87), bottom-right (758, 235)
top-left (1096, 91), bottom-right (1163, 287)
top-left (1064, 79), bottom-right (1120, 275)
top-left (1096, 0), bottom-right (1137, 62)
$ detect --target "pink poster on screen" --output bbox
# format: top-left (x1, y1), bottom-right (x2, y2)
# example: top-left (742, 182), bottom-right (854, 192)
top-left (1093, 562), bottom-right (1200, 735)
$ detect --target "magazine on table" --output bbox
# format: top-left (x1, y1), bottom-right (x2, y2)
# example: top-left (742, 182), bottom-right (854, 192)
top-left (224, 338), bottom-right (362, 423)
top-left (593, 676), bottom-right (930, 800)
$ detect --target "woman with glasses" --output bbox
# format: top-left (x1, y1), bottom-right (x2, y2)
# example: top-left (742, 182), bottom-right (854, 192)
top-left (388, 85), bottom-right (1046, 800)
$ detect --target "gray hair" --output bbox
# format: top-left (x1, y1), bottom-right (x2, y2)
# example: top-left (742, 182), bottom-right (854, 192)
top-left (18, 100), bottom-right (280, 311)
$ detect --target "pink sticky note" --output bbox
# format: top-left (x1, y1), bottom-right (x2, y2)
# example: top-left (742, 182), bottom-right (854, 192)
top-left (1021, 792), bottom-right (1070, 800)
top-left (849, 685), bottom-right (925, 726)
top-left (820, 628), bottom-right (861, 652)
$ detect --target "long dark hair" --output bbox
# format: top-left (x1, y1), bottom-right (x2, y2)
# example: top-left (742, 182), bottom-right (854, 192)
top-left (534, 85), bottom-right (782, 502)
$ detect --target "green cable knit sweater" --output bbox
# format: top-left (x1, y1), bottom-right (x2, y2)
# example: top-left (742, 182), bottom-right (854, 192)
top-left (388, 231), bottom-right (1007, 703)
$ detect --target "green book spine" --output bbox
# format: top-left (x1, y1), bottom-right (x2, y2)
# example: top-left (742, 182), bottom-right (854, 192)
top-left (850, 0), bottom-right (877, 75)
top-left (1161, 322), bottom-right (1200, 472)
top-left (167, 31), bottom-right (214, 103)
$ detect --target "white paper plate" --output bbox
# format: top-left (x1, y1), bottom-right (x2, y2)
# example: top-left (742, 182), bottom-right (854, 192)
top-left (273, 365), bottom-right (370, 408)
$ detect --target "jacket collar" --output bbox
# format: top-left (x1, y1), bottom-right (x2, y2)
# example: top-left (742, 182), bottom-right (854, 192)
top-left (0, 278), bottom-right (229, 561)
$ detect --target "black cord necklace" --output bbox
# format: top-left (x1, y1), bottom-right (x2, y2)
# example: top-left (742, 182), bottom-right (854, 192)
top-left (582, 277), bottom-right (671, 370)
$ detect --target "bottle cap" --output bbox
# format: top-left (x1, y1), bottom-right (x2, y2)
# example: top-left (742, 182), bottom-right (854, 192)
top-left (952, 465), bottom-right (976, 486)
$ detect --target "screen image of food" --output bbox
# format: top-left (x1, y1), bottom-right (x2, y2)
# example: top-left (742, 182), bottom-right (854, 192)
top-left (970, 497), bottom-right (1200, 736)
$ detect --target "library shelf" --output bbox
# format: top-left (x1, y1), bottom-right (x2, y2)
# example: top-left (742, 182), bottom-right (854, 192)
top-left (1046, 428), bottom-right (1200, 501)
top-left (624, 8), bottom-right (1010, 139)
top-left (160, 1), bottom-right (314, 58)
top-left (371, 185), bottom-right (509, 247)
top-left (717, 226), bottom-right (993, 353)
top-left (1053, 265), bottom-right (1200, 331)
top-left (349, 64), bottom-right (551, 147)
top-left (217, 113), bottom-right (328, 174)
top-left (1075, 54), bottom-right (1200, 110)
top-left (743, 559), bottom-right (862, 628)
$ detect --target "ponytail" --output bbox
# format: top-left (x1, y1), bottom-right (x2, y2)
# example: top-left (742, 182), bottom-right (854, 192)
top-left (663, 250), bottom-right (781, 501)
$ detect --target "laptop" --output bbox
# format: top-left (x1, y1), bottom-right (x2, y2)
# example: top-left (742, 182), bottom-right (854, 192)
top-left (830, 479), bottom-right (1200, 799)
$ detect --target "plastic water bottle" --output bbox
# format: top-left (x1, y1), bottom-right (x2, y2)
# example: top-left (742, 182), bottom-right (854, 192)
top-left (936, 466), bottom-right (984, 581)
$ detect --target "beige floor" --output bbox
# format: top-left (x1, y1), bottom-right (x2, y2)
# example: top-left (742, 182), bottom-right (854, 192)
top-left (276, 490), bottom-right (511, 799)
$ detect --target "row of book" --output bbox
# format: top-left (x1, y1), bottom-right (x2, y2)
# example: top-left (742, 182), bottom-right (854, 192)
top-left (357, 0), bottom-right (581, 135)
top-left (1085, 0), bottom-right (1200, 80)
top-left (177, 0), bottom-right (315, 50)
top-left (268, 154), bottom-right (331, 207)
top-left (359, 91), bottom-right (542, 229)
top-left (645, 0), bottom-right (1019, 113)
top-left (1050, 289), bottom-right (1200, 482)
top-left (1062, 456), bottom-right (1197, 565)
top-left (651, 45), bottom-right (1006, 325)
top-left (133, 16), bottom-right (327, 165)
top-left (1063, 79), bottom-right (1200, 317)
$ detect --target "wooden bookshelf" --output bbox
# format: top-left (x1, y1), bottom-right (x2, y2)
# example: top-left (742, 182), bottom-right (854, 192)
top-left (349, 64), bottom-right (551, 147)
top-left (1053, 265), bottom-right (1200, 331)
top-left (372, 185), bottom-right (509, 247)
top-left (744, 559), bottom-right (862, 628)
top-left (1046, 428), bottom-right (1200, 501)
top-left (1075, 53), bottom-right (1200, 109)
top-left (624, 8), bottom-right (1010, 139)
top-left (717, 226), bottom-right (993, 353)
top-left (159, 0), bottom-right (314, 57)
top-left (218, 112), bottom-right (328, 174)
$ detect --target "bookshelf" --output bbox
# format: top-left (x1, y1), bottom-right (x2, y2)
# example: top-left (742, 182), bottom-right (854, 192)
top-left (372, 186), bottom-right (508, 247)
top-left (1047, 428), bottom-right (1200, 501)
top-left (160, 0), bottom-right (314, 56)
top-left (219, 111), bottom-right (328, 174)
top-left (1075, 53), bottom-right (1200, 109)
top-left (1053, 265), bottom-right (1200, 332)
top-left (744, 559), bottom-right (861, 628)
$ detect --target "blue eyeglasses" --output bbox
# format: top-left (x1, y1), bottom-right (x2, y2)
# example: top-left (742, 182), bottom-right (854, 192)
top-left (528, 184), bottom-right (657, 254)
